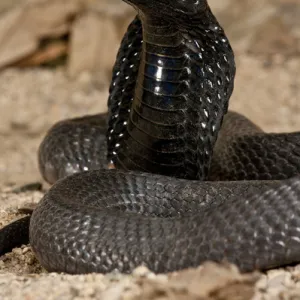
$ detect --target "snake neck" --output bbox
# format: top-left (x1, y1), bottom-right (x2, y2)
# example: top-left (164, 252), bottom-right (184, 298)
top-left (108, 8), bottom-right (235, 180)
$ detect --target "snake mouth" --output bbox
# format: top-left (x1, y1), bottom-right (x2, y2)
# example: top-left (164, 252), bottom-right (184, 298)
top-left (122, 0), bottom-right (208, 19)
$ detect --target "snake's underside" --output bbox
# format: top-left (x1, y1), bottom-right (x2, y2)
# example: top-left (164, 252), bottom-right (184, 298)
top-left (2, 0), bottom-right (300, 274)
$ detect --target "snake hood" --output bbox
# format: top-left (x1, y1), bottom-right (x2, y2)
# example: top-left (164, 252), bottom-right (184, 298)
top-left (105, 0), bottom-right (236, 180)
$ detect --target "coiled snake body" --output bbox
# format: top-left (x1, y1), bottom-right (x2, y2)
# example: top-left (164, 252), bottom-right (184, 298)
top-left (2, 0), bottom-right (300, 274)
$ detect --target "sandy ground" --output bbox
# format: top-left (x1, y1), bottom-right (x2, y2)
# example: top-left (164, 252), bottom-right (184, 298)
top-left (0, 0), bottom-right (300, 298)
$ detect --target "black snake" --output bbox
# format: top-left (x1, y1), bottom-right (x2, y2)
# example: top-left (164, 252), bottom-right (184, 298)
top-left (1, 0), bottom-right (300, 274)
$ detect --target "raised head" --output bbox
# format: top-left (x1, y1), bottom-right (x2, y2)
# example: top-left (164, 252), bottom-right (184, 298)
top-left (123, 0), bottom-right (209, 20)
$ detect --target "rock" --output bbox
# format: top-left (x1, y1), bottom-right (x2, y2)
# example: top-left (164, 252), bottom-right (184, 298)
top-left (0, 0), bottom-right (81, 68)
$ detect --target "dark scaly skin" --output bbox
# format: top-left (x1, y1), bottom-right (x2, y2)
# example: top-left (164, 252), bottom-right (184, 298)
top-left (1, 0), bottom-right (300, 274)
top-left (29, 171), bottom-right (300, 274)
top-left (209, 113), bottom-right (300, 181)
top-left (0, 216), bottom-right (30, 256)
top-left (107, 8), bottom-right (235, 179)
top-left (38, 113), bottom-right (108, 184)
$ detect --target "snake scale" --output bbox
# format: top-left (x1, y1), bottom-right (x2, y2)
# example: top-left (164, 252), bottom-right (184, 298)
top-left (1, 0), bottom-right (300, 274)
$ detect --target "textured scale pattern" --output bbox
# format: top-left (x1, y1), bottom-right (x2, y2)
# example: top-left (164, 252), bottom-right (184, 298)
top-left (107, 7), bottom-right (235, 180)
top-left (38, 114), bottom-right (108, 184)
top-left (107, 16), bottom-right (142, 165)
top-left (210, 113), bottom-right (300, 181)
top-left (1, 0), bottom-right (300, 275)
top-left (30, 170), bottom-right (300, 274)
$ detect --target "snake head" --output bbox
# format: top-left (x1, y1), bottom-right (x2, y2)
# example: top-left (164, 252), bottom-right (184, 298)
top-left (123, 0), bottom-right (208, 19)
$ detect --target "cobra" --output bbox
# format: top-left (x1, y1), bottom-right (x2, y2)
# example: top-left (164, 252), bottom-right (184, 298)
top-left (1, 0), bottom-right (300, 274)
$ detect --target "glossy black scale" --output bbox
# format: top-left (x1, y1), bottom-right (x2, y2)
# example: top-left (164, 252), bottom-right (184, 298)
top-left (107, 7), bottom-right (235, 180)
